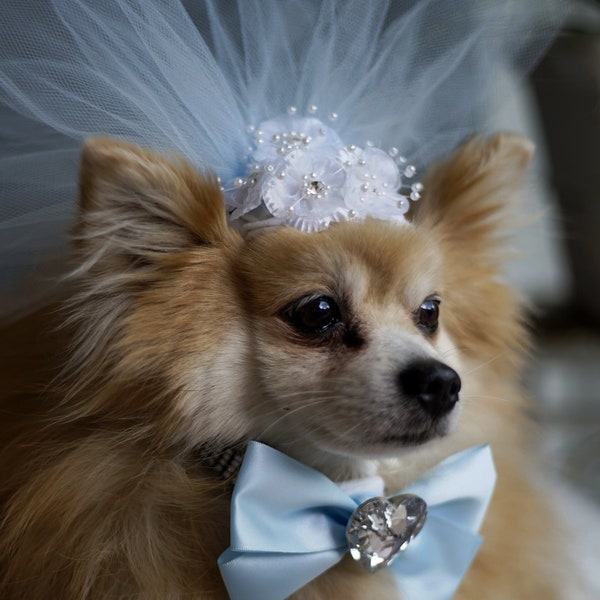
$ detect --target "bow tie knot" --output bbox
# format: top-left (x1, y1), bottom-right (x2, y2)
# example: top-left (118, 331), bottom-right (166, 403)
top-left (218, 442), bottom-right (495, 600)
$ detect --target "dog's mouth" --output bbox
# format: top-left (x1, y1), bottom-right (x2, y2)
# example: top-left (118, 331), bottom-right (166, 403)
top-left (370, 413), bottom-right (454, 449)
top-left (379, 430), bottom-right (438, 447)
top-left (304, 408), bottom-right (457, 459)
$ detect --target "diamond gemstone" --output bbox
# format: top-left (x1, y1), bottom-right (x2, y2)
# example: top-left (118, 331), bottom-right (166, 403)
top-left (346, 493), bottom-right (427, 573)
top-left (306, 180), bottom-right (327, 196)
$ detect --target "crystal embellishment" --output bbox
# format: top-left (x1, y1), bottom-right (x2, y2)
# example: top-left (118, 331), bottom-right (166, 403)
top-left (225, 111), bottom-right (422, 233)
top-left (346, 493), bottom-right (427, 573)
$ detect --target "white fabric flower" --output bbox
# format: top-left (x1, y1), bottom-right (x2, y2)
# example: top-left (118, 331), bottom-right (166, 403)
top-left (262, 149), bottom-right (348, 233)
top-left (251, 116), bottom-right (342, 164)
top-left (343, 147), bottom-right (409, 221)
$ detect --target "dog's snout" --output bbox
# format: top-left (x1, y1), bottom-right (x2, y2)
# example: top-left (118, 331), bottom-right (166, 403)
top-left (398, 359), bottom-right (461, 417)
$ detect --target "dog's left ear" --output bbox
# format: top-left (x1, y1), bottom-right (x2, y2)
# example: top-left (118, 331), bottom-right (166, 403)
top-left (411, 133), bottom-right (534, 371)
top-left (411, 133), bottom-right (534, 257)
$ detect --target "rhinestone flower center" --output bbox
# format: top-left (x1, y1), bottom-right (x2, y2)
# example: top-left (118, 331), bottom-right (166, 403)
top-left (306, 180), bottom-right (326, 196)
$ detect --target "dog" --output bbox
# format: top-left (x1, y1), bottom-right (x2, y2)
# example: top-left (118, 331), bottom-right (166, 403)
top-left (0, 133), bottom-right (569, 598)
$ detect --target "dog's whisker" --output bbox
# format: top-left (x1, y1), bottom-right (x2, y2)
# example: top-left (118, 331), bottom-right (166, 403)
top-left (462, 351), bottom-right (509, 377)
top-left (461, 393), bottom-right (513, 406)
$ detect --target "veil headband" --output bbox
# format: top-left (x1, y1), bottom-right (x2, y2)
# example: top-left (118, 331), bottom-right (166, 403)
top-left (0, 0), bottom-right (568, 319)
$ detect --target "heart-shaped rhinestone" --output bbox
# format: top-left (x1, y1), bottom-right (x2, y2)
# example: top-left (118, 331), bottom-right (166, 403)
top-left (345, 493), bottom-right (428, 573)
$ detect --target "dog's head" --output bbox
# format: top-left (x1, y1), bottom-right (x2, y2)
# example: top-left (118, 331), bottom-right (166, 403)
top-left (70, 134), bottom-right (532, 474)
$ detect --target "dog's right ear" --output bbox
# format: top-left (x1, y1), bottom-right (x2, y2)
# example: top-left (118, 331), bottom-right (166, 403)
top-left (76, 137), bottom-right (239, 269)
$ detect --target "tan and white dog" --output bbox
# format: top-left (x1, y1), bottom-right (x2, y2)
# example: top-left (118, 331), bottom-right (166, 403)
top-left (0, 134), bottom-right (570, 598)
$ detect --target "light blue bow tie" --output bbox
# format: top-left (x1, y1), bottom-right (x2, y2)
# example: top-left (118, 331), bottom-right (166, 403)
top-left (218, 442), bottom-right (495, 600)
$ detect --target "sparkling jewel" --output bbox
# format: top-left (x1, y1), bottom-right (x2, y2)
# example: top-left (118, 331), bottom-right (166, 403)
top-left (305, 180), bottom-right (327, 196)
top-left (346, 493), bottom-right (427, 573)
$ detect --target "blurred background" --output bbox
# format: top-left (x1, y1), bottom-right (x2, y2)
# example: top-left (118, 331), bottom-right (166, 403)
top-left (495, 0), bottom-right (600, 509)
top-left (492, 3), bottom-right (600, 593)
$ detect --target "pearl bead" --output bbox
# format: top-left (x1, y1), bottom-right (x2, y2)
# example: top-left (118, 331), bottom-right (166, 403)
top-left (328, 112), bottom-right (338, 121)
top-left (308, 104), bottom-right (318, 114)
top-left (287, 106), bottom-right (297, 115)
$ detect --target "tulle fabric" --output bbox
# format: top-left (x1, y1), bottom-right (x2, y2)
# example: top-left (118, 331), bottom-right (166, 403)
top-left (0, 0), bottom-right (568, 321)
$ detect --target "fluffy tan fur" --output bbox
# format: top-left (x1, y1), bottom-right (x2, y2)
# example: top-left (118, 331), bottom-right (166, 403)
top-left (0, 135), bottom-right (567, 598)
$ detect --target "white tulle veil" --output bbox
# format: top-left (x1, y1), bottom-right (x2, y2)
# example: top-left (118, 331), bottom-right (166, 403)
top-left (0, 0), bottom-right (568, 321)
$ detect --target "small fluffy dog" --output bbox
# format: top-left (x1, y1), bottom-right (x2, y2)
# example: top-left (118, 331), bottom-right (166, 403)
top-left (0, 134), bottom-right (568, 598)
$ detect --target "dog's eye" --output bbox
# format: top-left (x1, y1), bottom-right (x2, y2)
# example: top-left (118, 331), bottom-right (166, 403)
top-left (416, 297), bottom-right (440, 334)
top-left (284, 295), bottom-right (341, 334)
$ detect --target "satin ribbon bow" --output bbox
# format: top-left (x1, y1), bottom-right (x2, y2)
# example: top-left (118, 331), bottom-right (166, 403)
top-left (218, 442), bottom-right (495, 600)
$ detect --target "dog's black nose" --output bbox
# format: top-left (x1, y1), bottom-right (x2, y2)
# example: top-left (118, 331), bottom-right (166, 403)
top-left (398, 359), bottom-right (461, 417)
